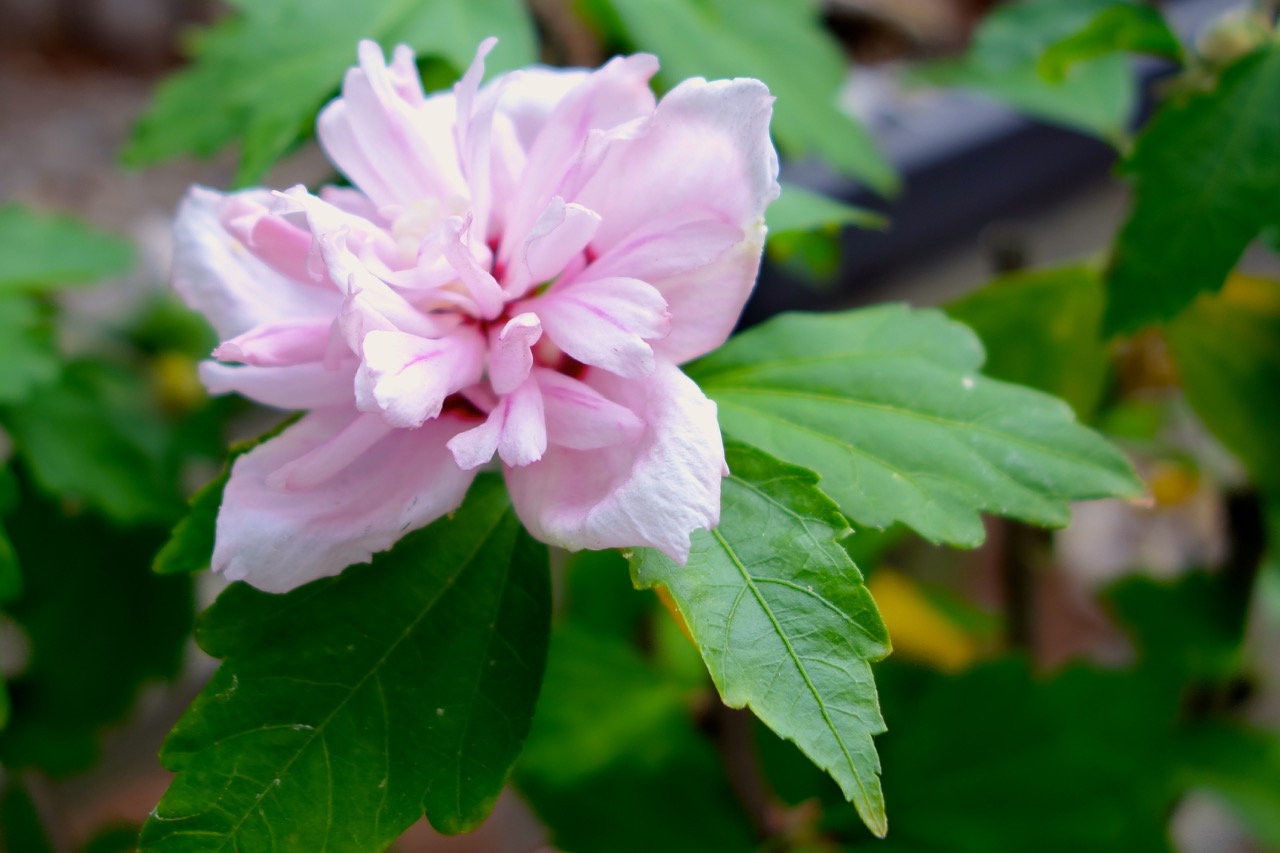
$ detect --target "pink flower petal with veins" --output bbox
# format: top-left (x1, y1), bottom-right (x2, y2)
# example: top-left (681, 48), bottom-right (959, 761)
top-left (507, 362), bottom-right (723, 563)
top-left (215, 408), bottom-right (476, 592)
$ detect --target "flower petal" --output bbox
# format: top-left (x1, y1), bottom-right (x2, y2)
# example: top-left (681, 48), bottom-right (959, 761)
top-left (488, 313), bottom-right (542, 395)
top-left (355, 327), bottom-right (486, 428)
top-left (213, 408), bottom-right (477, 592)
top-left (574, 78), bottom-right (779, 361)
top-left (506, 197), bottom-right (601, 298)
top-left (498, 53), bottom-right (659, 263)
top-left (578, 77), bottom-right (778, 251)
top-left (317, 41), bottom-right (467, 208)
top-left (172, 187), bottom-right (340, 340)
top-left (199, 361), bottom-right (356, 410)
top-left (507, 362), bottom-right (724, 562)
top-left (441, 216), bottom-right (505, 319)
top-left (213, 321), bottom-right (332, 367)
top-left (524, 276), bottom-right (670, 378)
top-left (640, 222), bottom-right (766, 364)
top-left (448, 378), bottom-right (546, 470)
top-left (536, 368), bottom-right (644, 450)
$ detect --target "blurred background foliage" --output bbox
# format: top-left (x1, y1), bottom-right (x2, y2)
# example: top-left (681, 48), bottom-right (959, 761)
top-left (0, 0), bottom-right (1278, 850)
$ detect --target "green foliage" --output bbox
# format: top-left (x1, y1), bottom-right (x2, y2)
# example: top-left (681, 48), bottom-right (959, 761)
top-left (1166, 275), bottom-right (1280, 489)
top-left (947, 265), bottom-right (1109, 419)
top-left (0, 298), bottom-right (59, 405)
top-left (840, 658), bottom-right (1178, 852)
top-left (151, 470), bottom-right (225, 576)
top-left (1040, 2), bottom-right (1180, 76)
top-left (141, 476), bottom-right (550, 851)
top-left (914, 0), bottom-right (1137, 142)
top-left (0, 206), bottom-right (134, 293)
top-left (0, 483), bottom-right (193, 775)
top-left (1174, 723), bottom-right (1280, 847)
top-left (123, 0), bottom-right (537, 185)
top-left (1106, 44), bottom-right (1280, 332)
top-left (517, 626), bottom-right (753, 853)
top-left (0, 780), bottom-right (56, 853)
top-left (601, 0), bottom-right (897, 194)
top-left (764, 184), bottom-right (886, 285)
top-left (758, 569), bottom-right (1267, 851)
top-left (1038, 2), bottom-right (1182, 81)
top-left (0, 207), bottom-right (135, 405)
top-left (4, 361), bottom-right (183, 525)
top-left (767, 184), bottom-right (887, 235)
top-left (687, 304), bottom-right (1142, 548)
top-left (631, 443), bottom-right (891, 836)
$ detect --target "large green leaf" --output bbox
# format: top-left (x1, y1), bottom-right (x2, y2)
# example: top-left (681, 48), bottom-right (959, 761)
top-left (1166, 275), bottom-right (1280, 489)
top-left (517, 626), bottom-right (753, 853)
top-left (914, 0), bottom-right (1136, 142)
top-left (603, 0), bottom-right (896, 194)
top-left (0, 482), bottom-right (192, 775)
top-left (141, 475), bottom-right (550, 851)
top-left (1106, 44), bottom-right (1280, 332)
top-left (0, 206), bottom-right (134, 292)
top-left (947, 265), bottom-right (1109, 419)
top-left (631, 443), bottom-right (891, 836)
top-left (124, 0), bottom-right (536, 185)
top-left (687, 304), bottom-right (1142, 548)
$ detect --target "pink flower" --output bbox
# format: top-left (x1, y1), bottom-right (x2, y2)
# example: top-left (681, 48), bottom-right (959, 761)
top-left (173, 39), bottom-right (779, 592)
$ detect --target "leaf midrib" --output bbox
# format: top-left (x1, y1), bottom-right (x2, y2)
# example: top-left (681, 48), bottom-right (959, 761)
top-left (196, 508), bottom-right (509, 852)
top-left (708, 524), bottom-right (875, 811)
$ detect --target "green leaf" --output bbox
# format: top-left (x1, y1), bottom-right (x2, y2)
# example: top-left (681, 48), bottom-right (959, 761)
top-left (687, 304), bottom-right (1142, 548)
top-left (124, 0), bottom-right (537, 185)
top-left (0, 483), bottom-right (193, 775)
top-left (832, 658), bottom-right (1179, 852)
top-left (1175, 723), bottom-right (1280, 848)
top-left (0, 522), bottom-right (20, 606)
top-left (0, 780), bottom-right (56, 853)
top-left (152, 470), bottom-right (226, 576)
top-left (1038, 2), bottom-right (1182, 81)
top-left (1106, 571), bottom-right (1247, 687)
top-left (141, 475), bottom-right (551, 851)
top-left (0, 297), bottom-right (59, 405)
top-left (1166, 275), bottom-right (1280, 489)
top-left (913, 0), bottom-right (1137, 142)
top-left (0, 206), bottom-right (134, 292)
top-left (1105, 44), bottom-right (1280, 333)
top-left (767, 184), bottom-right (887, 235)
top-left (517, 626), bottom-right (753, 853)
top-left (4, 361), bottom-right (182, 524)
top-left (947, 264), bottom-right (1109, 419)
top-left (603, 0), bottom-right (897, 194)
top-left (631, 443), bottom-right (891, 836)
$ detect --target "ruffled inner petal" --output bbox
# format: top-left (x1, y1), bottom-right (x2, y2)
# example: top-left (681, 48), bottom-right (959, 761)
top-left (448, 377), bottom-right (546, 470)
top-left (355, 326), bottom-right (486, 428)
top-left (523, 276), bottom-right (670, 379)
top-left (488, 313), bottom-right (543, 395)
top-left (537, 368), bottom-right (644, 450)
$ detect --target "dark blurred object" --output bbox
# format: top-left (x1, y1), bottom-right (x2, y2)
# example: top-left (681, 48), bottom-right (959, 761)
top-left (0, 0), bottom-right (215, 71)
top-left (823, 0), bottom-right (1001, 59)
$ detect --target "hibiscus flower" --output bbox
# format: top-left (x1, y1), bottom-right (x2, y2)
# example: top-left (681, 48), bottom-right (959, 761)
top-left (174, 39), bottom-right (779, 592)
